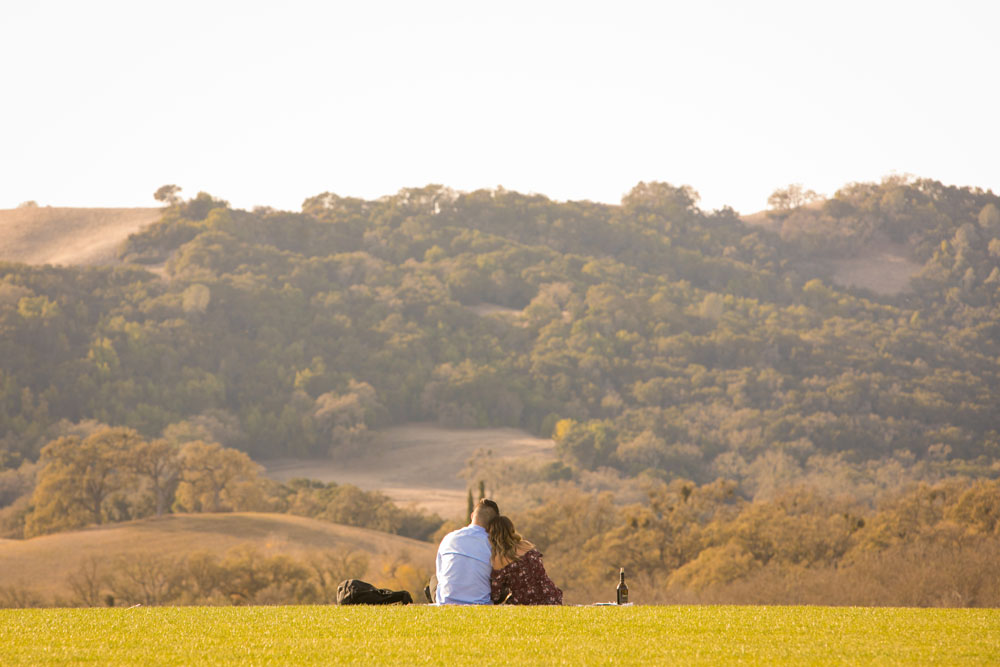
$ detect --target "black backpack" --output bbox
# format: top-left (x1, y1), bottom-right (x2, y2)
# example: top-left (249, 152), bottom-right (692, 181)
top-left (336, 579), bottom-right (414, 605)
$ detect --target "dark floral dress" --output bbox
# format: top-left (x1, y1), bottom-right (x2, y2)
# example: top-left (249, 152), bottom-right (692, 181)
top-left (490, 549), bottom-right (563, 605)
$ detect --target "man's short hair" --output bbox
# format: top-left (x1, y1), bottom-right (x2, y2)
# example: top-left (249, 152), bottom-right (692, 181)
top-left (476, 498), bottom-right (499, 515)
top-left (473, 498), bottom-right (499, 525)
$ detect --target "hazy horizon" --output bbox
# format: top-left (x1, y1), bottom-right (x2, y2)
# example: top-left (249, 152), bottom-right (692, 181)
top-left (2, 1), bottom-right (998, 214)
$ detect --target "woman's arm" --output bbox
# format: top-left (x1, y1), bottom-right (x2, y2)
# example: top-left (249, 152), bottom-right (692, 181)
top-left (490, 569), bottom-right (506, 604)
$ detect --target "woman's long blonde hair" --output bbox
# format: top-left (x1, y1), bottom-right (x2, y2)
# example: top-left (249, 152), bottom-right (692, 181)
top-left (487, 515), bottom-right (522, 564)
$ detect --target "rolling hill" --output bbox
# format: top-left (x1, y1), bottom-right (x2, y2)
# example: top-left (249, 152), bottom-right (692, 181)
top-left (2, 178), bottom-right (997, 520)
top-left (0, 512), bottom-right (436, 599)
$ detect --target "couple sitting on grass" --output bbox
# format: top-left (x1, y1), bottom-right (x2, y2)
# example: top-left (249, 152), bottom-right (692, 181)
top-left (431, 498), bottom-right (562, 605)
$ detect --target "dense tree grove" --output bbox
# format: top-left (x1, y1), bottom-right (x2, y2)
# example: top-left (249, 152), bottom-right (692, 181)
top-left (2, 178), bottom-right (997, 480)
top-left (1, 425), bottom-right (440, 542)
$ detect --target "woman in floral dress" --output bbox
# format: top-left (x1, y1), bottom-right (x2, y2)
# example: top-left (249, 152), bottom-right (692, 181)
top-left (487, 514), bottom-right (563, 605)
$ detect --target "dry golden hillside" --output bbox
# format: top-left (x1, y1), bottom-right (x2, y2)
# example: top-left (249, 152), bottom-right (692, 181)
top-left (0, 206), bottom-right (160, 266)
top-left (265, 423), bottom-right (557, 519)
top-left (0, 512), bottom-right (435, 599)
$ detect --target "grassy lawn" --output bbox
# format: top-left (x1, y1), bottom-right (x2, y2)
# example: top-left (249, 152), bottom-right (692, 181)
top-left (2, 605), bottom-right (998, 665)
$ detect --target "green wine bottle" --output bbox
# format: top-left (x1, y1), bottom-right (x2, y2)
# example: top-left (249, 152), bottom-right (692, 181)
top-left (616, 567), bottom-right (628, 604)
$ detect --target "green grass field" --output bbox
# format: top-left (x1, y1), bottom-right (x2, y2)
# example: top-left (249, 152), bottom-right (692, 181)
top-left (2, 605), bottom-right (998, 665)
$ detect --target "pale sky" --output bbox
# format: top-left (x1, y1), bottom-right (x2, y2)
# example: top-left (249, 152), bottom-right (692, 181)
top-left (2, 0), bottom-right (998, 214)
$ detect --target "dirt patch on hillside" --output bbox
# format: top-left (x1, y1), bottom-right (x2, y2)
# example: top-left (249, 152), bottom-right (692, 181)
top-left (739, 210), bottom-right (778, 231)
top-left (0, 206), bottom-right (161, 266)
top-left (264, 423), bottom-right (556, 519)
top-left (0, 512), bottom-right (435, 598)
top-left (464, 302), bottom-right (524, 318)
top-left (740, 210), bottom-right (921, 296)
top-left (827, 240), bottom-right (921, 295)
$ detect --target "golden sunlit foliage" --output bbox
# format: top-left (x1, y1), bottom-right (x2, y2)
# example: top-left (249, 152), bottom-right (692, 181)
top-left (513, 477), bottom-right (1000, 606)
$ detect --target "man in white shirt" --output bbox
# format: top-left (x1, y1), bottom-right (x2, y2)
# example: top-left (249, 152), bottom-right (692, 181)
top-left (433, 498), bottom-right (499, 605)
